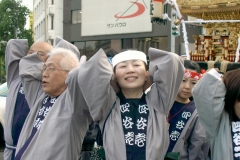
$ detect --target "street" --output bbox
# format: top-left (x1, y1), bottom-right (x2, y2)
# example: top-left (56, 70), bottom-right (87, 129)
top-left (0, 141), bottom-right (4, 160)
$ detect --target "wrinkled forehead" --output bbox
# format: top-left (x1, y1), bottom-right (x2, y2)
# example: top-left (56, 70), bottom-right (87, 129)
top-left (29, 42), bottom-right (53, 53)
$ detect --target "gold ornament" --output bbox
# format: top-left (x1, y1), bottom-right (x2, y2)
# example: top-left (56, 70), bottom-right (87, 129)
top-left (174, 18), bottom-right (182, 26)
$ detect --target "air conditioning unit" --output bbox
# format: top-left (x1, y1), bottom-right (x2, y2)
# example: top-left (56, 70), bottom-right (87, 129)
top-left (48, 5), bottom-right (55, 15)
top-left (48, 30), bottom-right (55, 40)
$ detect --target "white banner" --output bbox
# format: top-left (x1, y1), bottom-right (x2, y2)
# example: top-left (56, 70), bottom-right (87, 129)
top-left (81, 0), bottom-right (152, 36)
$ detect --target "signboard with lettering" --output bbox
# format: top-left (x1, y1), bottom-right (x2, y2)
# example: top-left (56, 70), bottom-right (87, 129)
top-left (81, 0), bottom-right (152, 36)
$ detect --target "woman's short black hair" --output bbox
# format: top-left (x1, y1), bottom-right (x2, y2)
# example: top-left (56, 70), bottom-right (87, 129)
top-left (184, 60), bottom-right (201, 73)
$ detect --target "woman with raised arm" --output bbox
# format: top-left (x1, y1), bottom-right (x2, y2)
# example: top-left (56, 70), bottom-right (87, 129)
top-left (192, 68), bottom-right (240, 160)
top-left (77, 48), bottom-right (184, 160)
top-left (167, 60), bottom-right (209, 160)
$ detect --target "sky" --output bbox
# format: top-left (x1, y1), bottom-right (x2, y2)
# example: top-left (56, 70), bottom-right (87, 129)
top-left (21, 0), bottom-right (33, 29)
top-left (22, 0), bottom-right (33, 11)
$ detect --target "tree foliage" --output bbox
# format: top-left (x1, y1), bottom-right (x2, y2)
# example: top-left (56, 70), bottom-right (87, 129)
top-left (0, 0), bottom-right (33, 83)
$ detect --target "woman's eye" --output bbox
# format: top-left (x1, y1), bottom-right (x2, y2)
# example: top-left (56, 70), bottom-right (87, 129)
top-left (119, 66), bottom-right (126, 68)
top-left (183, 79), bottom-right (186, 82)
top-left (192, 82), bottom-right (196, 85)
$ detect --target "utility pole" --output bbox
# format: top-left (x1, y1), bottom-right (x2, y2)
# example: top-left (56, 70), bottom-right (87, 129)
top-left (170, 9), bottom-right (176, 53)
top-left (14, 0), bottom-right (18, 39)
top-left (6, 0), bottom-right (18, 39)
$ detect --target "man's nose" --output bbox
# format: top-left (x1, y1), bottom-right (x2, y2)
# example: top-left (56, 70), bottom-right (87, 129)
top-left (42, 69), bottom-right (49, 77)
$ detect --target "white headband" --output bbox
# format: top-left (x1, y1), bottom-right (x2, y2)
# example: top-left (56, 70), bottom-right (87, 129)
top-left (112, 50), bottom-right (147, 68)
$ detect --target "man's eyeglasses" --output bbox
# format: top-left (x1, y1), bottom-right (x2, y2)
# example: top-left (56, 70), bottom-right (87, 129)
top-left (41, 67), bottom-right (69, 73)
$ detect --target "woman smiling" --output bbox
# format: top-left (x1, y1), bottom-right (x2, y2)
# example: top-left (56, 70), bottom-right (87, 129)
top-left (78, 48), bottom-right (184, 160)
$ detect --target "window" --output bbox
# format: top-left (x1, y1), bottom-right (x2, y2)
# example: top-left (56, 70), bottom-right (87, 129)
top-left (122, 37), bottom-right (168, 57)
top-left (52, 0), bottom-right (54, 5)
top-left (74, 42), bottom-right (86, 56)
top-left (85, 41), bottom-right (98, 59)
top-left (43, 21), bottom-right (45, 34)
top-left (43, 0), bottom-right (45, 11)
top-left (40, 22), bottom-right (42, 35)
top-left (51, 15), bottom-right (54, 29)
top-left (72, 10), bottom-right (81, 24)
top-left (74, 40), bottom-right (111, 59)
top-left (49, 40), bottom-right (54, 45)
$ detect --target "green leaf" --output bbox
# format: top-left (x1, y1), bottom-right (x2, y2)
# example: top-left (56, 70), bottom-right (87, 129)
top-left (0, 0), bottom-right (33, 83)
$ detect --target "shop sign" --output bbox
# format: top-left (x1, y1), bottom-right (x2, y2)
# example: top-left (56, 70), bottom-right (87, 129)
top-left (81, 0), bottom-right (152, 36)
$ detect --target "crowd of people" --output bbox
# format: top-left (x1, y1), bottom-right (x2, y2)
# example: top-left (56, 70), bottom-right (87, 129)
top-left (3, 37), bottom-right (240, 160)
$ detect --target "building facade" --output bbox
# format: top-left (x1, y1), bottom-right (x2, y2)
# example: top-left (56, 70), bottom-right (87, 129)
top-left (33, 0), bottom-right (63, 45)
top-left (63, 0), bottom-right (202, 59)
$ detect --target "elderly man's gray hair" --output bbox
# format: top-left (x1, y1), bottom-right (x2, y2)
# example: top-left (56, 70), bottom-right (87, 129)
top-left (48, 48), bottom-right (79, 70)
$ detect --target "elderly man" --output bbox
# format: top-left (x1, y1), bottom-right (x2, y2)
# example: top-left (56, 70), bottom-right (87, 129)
top-left (4, 40), bottom-right (52, 160)
top-left (14, 39), bottom-right (91, 159)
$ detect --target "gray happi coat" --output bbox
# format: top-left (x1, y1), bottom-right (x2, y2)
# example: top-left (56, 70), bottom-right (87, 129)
top-left (4, 39), bottom-right (29, 160)
top-left (171, 102), bottom-right (209, 160)
top-left (192, 69), bottom-right (233, 160)
top-left (76, 48), bottom-right (184, 160)
top-left (15, 39), bottom-right (91, 160)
